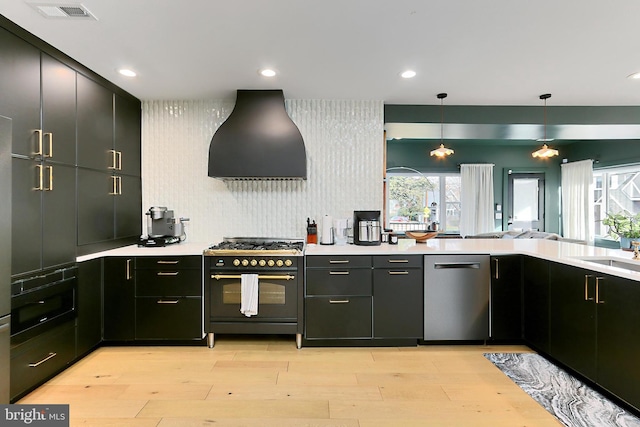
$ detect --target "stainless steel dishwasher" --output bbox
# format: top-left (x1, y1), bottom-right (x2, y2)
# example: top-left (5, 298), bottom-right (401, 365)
top-left (424, 254), bottom-right (490, 341)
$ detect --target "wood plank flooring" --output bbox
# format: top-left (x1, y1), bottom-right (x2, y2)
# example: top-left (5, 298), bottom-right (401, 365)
top-left (18, 335), bottom-right (562, 426)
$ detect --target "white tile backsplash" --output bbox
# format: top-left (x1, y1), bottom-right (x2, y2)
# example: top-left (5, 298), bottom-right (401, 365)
top-left (142, 99), bottom-right (383, 244)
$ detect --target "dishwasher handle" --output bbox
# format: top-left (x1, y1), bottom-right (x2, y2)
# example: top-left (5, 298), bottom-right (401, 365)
top-left (433, 262), bottom-right (481, 269)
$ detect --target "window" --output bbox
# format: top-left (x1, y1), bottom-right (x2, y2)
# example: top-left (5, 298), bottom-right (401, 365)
top-left (386, 172), bottom-right (461, 233)
top-left (593, 164), bottom-right (640, 238)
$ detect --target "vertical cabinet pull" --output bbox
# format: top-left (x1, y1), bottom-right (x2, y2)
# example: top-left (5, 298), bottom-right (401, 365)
top-left (595, 277), bottom-right (605, 304)
top-left (117, 151), bottom-right (122, 170)
top-left (109, 150), bottom-right (117, 169)
top-left (126, 259), bottom-right (132, 280)
top-left (44, 132), bottom-right (53, 157)
top-left (109, 176), bottom-right (122, 195)
top-left (584, 274), bottom-right (594, 301)
top-left (45, 166), bottom-right (53, 191)
top-left (35, 164), bottom-right (44, 191)
top-left (34, 129), bottom-right (43, 156)
top-left (494, 258), bottom-right (499, 279)
top-left (117, 176), bottom-right (122, 195)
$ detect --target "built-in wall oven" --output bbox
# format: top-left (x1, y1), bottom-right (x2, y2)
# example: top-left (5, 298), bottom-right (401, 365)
top-left (204, 238), bottom-right (304, 348)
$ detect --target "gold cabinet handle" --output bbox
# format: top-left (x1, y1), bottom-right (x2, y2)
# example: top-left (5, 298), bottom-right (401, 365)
top-left (117, 176), bottom-right (122, 195)
top-left (35, 164), bottom-right (44, 191)
top-left (157, 272), bottom-right (179, 276)
top-left (34, 129), bottom-right (43, 155)
top-left (108, 149), bottom-right (117, 169)
top-left (126, 259), bottom-right (132, 280)
top-left (595, 276), bottom-right (605, 304)
top-left (329, 299), bottom-right (350, 304)
top-left (45, 165), bottom-right (53, 191)
top-left (388, 259), bottom-right (409, 263)
top-left (584, 274), bottom-right (594, 301)
top-left (211, 274), bottom-right (295, 280)
top-left (388, 271), bottom-right (409, 275)
top-left (329, 260), bottom-right (349, 264)
top-left (329, 271), bottom-right (350, 275)
top-left (44, 132), bottom-right (53, 157)
top-left (157, 299), bottom-right (179, 304)
top-left (494, 258), bottom-right (500, 279)
top-left (117, 151), bottom-right (122, 170)
top-left (157, 260), bottom-right (179, 264)
top-left (109, 175), bottom-right (118, 195)
top-left (29, 352), bottom-right (57, 368)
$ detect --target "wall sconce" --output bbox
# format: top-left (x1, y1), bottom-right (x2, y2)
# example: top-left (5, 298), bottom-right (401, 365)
top-left (532, 93), bottom-right (558, 158)
top-left (430, 93), bottom-right (454, 157)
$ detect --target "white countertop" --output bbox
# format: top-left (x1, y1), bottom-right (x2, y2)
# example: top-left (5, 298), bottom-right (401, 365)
top-left (76, 238), bottom-right (640, 281)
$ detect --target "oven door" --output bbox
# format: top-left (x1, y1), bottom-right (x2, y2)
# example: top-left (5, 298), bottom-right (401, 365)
top-left (209, 271), bottom-right (298, 321)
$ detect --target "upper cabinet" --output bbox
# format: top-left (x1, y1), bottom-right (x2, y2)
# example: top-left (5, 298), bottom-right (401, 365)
top-left (114, 94), bottom-right (142, 177)
top-left (0, 27), bottom-right (40, 157)
top-left (77, 74), bottom-right (114, 171)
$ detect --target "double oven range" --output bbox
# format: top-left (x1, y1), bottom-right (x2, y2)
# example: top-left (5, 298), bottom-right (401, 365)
top-left (203, 238), bottom-right (304, 348)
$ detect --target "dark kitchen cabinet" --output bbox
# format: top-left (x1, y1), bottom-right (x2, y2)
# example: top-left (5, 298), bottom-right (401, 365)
top-left (548, 262), bottom-right (597, 379)
top-left (76, 259), bottom-right (103, 356)
top-left (134, 256), bottom-right (202, 340)
top-left (305, 255), bottom-right (372, 340)
top-left (522, 256), bottom-right (550, 353)
top-left (77, 169), bottom-right (142, 246)
top-left (11, 157), bottom-right (76, 276)
top-left (490, 255), bottom-right (522, 340)
top-left (372, 255), bottom-right (423, 339)
top-left (114, 93), bottom-right (142, 177)
top-left (596, 274), bottom-right (640, 409)
top-left (77, 74), bottom-right (114, 171)
top-left (0, 26), bottom-right (40, 157)
top-left (103, 257), bottom-right (135, 341)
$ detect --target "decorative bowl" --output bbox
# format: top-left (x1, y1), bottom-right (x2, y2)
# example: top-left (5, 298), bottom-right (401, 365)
top-left (405, 230), bottom-right (439, 242)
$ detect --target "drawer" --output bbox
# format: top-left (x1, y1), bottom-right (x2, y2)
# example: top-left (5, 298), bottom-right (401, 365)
top-left (306, 255), bottom-right (371, 268)
top-left (305, 296), bottom-right (372, 339)
top-left (373, 255), bottom-right (422, 268)
top-left (135, 256), bottom-right (202, 270)
top-left (306, 268), bottom-right (372, 296)
top-left (135, 297), bottom-right (202, 340)
top-left (136, 269), bottom-right (202, 297)
top-left (10, 321), bottom-right (75, 401)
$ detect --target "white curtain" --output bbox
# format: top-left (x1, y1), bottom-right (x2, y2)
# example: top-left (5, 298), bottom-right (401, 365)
top-left (561, 159), bottom-right (594, 244)
top-left (459, 164), bottom-right (495, 237)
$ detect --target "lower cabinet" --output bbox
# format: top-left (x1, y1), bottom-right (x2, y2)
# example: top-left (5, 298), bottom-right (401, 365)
top-left (134, 256), bottom-right (202, 340)
top-left (490, 255), bottom-right (522, 340)
top-left (103, 257), bottom-right (135, 341)
top-left (522, 256), bottom-right (550, 353)
top-left (76, 258), bottom-right (103, 356)
top-left (10, 321), bottom-right (75, 401)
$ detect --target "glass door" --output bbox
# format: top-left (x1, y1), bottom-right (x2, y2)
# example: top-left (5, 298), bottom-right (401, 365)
top-left (508, 173), bottom-right (545, 231)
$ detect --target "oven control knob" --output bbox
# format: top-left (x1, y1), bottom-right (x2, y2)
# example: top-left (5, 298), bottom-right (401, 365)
top-left (267, 259), bottom-right (275, 267)
top-left (250, 259), bottom-right (258, 266)
top-left (241, 259), bottom-right (249, 266)
top-left (284, 259), bottom-right (293, 267)
top-left (259, 259), bottom-right (266, 267)
top-left (233, 259), bottom-right (240, 266)
top-left (276, 259), bottom-right (284, 267)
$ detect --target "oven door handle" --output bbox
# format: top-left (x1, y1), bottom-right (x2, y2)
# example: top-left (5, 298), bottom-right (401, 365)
top-left (211, 274), bottom-right (295, 281)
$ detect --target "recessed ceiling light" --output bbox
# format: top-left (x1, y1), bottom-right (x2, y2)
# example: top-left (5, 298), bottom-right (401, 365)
top-left (627, 72), bottom-right (640, 80)
top-left (401, 70), bottom-right (416, 79)
top-left (118, 69), bottom-right (137, 77)
top-left (259, 69), bottom-right (277, 77)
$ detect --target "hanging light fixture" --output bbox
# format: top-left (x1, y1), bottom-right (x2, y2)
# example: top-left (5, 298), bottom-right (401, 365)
top-left (532, 93), bottom-right (559, 158)
top-left (430, 93), bottom-right (454, 157)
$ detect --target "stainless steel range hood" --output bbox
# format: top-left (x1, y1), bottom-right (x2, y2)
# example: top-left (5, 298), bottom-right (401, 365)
top-left (208, 90), bottom-right (307, 180)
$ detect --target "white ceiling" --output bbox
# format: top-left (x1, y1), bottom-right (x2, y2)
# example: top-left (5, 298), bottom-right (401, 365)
top-left (2, 0), bottom-right (640, 105)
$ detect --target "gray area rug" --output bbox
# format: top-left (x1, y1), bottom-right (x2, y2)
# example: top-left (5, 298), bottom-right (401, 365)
top-left (485, 353), bottom-right (640, 427)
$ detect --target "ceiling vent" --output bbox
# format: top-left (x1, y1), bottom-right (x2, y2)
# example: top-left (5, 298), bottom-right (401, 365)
top-left (28, 3), bottom-right (97, 20)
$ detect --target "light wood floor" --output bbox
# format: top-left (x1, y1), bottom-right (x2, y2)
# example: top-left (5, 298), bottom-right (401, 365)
top-left (18, 335), bottom-right (562, 426)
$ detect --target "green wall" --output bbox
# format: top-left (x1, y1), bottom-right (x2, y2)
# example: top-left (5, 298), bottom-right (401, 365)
top-left (385, 105), bottom-right (640, 235)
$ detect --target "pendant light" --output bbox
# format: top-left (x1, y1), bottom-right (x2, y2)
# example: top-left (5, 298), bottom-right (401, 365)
top-left (532, 93), bottom-right (559, 158)
top-left (430, 93), bottom-right (454, 157)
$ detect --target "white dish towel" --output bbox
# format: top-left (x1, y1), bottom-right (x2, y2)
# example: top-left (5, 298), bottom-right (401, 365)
top-left (240, 273), bottom-right (259, 317)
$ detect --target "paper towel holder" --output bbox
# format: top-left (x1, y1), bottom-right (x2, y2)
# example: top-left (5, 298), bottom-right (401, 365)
top-left (320, 215), bottom-right (335, 245)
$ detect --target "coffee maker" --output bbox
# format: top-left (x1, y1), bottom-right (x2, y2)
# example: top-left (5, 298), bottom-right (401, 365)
top-left (353, 210), bottom-right (381, 246)
top-left (139, 206), bottom-right (189, 246)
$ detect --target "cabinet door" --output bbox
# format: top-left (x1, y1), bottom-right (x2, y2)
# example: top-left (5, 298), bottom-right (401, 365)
top-left (135, 297), bottom-right (201, 340)
top-left (77, 74), bottom-right (113, 170)
top-left (41, 53), bottom-right (76, 165)
top-left (42, 162), bottom-right (76, 269)
top-left (522, 256), bottom-right (550, 352)
top-left (597, 275), bottom-right (640, 409)
top-left (114, 94), bottom-right (141, 177)
top-left (305, 269), bottom-right (372, 296)
top-left (0, 27), bottom-right (40, 157)
top-left (490, 255), bottom-right (522, 340)
top-left (77, 169), bottom-right (115, 245)
top-left (103, 257), bottom-right (135, 341)
top-left (373, 268), bottom-right (422, 338)
top-left (549, 262), bottom-right (596, 379)
top-left (11, 157), bottom-right (42, 276)
top-left (305, 296), bottom-right (372, 339)
top-left (115, 174), bottom-right (142, 239)
top-left (76, 259), bottom-right (102, 355)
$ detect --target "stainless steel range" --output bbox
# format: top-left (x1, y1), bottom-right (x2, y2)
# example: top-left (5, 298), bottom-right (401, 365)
top-left (203, 238), bottom-right (304, 348)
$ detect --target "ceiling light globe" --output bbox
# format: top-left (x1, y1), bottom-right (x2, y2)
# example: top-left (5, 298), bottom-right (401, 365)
top-left (260, 69), bottom-right (277, 77)
top-left (401, 70), bottom-right (416, 79)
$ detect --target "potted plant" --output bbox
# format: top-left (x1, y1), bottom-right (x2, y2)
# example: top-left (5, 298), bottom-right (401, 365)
top-left (602, 212), bottom-right (640, 250)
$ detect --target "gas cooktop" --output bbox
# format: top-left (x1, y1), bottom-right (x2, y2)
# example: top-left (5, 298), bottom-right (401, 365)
top-left (204, 237), bottom-right (305, 256)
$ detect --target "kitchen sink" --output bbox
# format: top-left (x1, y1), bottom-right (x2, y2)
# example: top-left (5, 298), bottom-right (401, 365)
top-left (575, 256), bottom-right (640, 273)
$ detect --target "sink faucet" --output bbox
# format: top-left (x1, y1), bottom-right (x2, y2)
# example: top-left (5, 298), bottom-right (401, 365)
top-left (632, 241), bottom-right (640, 260)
